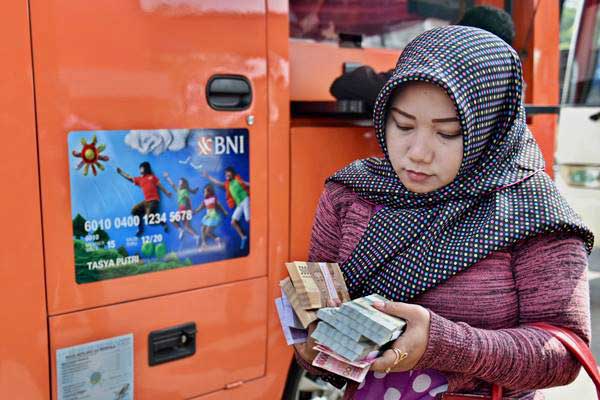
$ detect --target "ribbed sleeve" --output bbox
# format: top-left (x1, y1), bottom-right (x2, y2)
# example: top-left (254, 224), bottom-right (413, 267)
top-left (414, 235), bottom-right (590, 395)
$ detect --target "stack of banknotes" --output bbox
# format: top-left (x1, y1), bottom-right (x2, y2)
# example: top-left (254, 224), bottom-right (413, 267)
top-left (275, 262), bottom-right (407, 383)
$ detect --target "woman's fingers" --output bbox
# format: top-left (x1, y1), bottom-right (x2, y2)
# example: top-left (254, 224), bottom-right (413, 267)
top-left (369, 348), bottom-right (397, 372)
top-left (326, 298), bottom-right (342, 307)
top-left (372, 300), bottom-right (420, 319)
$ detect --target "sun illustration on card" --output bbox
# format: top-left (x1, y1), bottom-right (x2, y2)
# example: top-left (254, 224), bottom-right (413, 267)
top-left (72, 135), bottom-right (109, 176)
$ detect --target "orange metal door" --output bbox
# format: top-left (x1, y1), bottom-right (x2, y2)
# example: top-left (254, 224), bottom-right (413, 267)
top-left (49, 278), bottom-right (268, 399)
top-left (28, 1), bottom-right (271, 398)
top-left (30, 1), bottom-right (269, 314)
top-left (0, 1), bottom-right (50, 398)
top-left (290, 125), bottom-right (382, 260)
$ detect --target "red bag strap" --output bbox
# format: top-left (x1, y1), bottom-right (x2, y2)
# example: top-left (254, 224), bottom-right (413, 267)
top-left (490, 323), bottom-right (600, 399)
top-left (448, 323), bottom-right (599, 400)
top-left (528, 322), bottom-right (600, 398)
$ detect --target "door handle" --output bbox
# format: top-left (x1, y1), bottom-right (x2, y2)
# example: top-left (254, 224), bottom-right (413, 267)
top-left (590, 111), bottom-right (600, 122)
top-left (206, 75), bottom-right (252, 111)
top-left (148, 322), bottom-right (196, 366)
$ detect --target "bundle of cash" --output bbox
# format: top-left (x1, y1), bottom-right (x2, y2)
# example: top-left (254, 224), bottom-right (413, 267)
top-left (285, 262), bottom-right (351, 310)
top-left (280, 277), bottom-right (318, 329)
top-left (275, 262), bottom-right (407, 383)
top-left (311, 344), bottom-right (378, 383)
top-left (311, 321), bottom-right (379, 361)
top-left (339, 294), bottom-right (406, 346)
top-left (310, 294), bottom-right (406, 362)
top-left (275, 261), bottom-right (350, 345)
top-left (275, 296), bottom-right (307, 345)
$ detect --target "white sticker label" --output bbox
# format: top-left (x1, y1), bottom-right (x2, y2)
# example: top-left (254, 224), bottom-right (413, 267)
top-left (57, 333), bottom-right (134, 400)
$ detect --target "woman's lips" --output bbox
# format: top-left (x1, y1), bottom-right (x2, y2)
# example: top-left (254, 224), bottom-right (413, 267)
top-left (405, 169), bottom-right (432, 183)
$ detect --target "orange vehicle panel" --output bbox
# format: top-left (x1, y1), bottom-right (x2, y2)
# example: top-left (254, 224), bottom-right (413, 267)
top-left (263, 0), bottom-right (297, 397)
top-left (187, 376), bottom-right (277, 399)
top-left (290, 41), bottom-right (399, 101)
top-left (290, 126), bottom-right (383, 261)
top-left (513, 0), bottom-right (560, 176)
top-left (0, 1), bottom-right (50, 398)
top-left (49, 277), bottom-right (268, 399)
top-left (29, 1), bottom-right (269, 314)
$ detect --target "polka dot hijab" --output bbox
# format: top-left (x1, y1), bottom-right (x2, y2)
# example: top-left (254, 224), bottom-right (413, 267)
top-left (328, 26), bottom-right (594, 302)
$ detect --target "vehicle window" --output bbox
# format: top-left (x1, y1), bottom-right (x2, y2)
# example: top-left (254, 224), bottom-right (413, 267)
top-left (561, 0), bottom-right (600, 105)
top-left (289, 0), bottom-right (475, 49)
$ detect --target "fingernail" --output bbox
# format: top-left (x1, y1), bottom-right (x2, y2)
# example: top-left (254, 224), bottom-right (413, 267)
top-left (373, 301), bottom-right (385, 309)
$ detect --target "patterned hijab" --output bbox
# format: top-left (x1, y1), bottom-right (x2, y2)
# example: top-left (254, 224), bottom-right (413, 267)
top-left (328, 26), bottom-right (593, 302)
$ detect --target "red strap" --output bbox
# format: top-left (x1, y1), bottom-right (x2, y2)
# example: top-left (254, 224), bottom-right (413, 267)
top-left (529, 322), bottom-right (600, 398)
top-left (491, 384), bottom-right (502, 399)
top-left (489, 323), bottom-right (600, 399)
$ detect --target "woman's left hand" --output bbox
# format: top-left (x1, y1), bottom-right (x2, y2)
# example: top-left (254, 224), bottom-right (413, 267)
top-left (369, 301), bottom-right (431, 373)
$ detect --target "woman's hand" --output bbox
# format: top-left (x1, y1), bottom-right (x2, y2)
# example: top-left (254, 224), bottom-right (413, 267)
top-left (370, 301), bottom-right (431, 373)
top-left (293, 322), bottom-right (319, 364)
top-left (293, 300), bottom-right (341, 365)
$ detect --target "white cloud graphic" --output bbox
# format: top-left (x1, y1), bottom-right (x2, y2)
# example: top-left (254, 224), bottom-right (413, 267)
top-left (124, 129), bottom-right (190, 155)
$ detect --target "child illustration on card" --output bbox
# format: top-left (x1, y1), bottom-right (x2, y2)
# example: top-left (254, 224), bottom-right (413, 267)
top-left (116, 161), bottom-right (171, 237)
top-left (162, 171), bottom-right (201, 245)
top-left (194, 183), bottom-right (228, 249)
top-left (203, 167), bottom-right (249, 249)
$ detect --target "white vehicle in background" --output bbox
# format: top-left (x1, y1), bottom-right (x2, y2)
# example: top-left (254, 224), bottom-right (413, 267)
top-left (556, 0), bottom-right (600, 250)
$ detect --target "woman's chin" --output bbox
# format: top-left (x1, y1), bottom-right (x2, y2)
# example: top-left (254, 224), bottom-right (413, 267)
top-left (400, 177), bottom-right (439, 194)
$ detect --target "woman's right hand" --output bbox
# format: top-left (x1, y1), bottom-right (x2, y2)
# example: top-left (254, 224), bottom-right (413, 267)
top-left (293, 322), bottom-right (319, 364)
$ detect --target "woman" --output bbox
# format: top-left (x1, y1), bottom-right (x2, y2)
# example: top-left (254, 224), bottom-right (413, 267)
top-left (294, 26), bottom-right (594, 399)
top-left (162, 172), bottom-right (200, 242)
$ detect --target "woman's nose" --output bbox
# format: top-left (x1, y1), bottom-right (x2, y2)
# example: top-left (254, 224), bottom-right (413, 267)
top-left (406, 130), bottom-right (434, 164)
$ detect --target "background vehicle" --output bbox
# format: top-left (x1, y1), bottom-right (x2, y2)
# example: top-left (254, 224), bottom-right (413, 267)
top-left (0, 1), bottom-right (574, 399)
top-left (556, 0), bottom-right (600, 249)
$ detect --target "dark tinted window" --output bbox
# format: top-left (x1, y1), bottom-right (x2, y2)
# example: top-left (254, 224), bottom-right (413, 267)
top-left (290, 0), bottom-right (476, 49)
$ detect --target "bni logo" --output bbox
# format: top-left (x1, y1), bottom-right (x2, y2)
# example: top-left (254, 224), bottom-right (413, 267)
top-left (197, 135), bottom-right (245, 156)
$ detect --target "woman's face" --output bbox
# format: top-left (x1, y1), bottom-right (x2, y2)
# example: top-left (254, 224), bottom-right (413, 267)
top-left (385, 82), bottom-right (463, 193)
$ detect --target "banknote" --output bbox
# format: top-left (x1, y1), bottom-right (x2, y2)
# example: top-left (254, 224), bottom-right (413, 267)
top-left (317, 307), bottom-right (364, 342)
top-left (312, 351), bottom-right (370, 383)
top-left (280, 277), bottom-right (317, 328)
top-left (285, 262), bottom-right (322, 309)
top-left (307, 262), bottom-right (351, 305)
top-left (313, 344), bottom-right (378, 368)
top-left (339, 298), bottom-right (406, 346)
top-left (286, 262), bottom-right (350, 309)
top-left (275, 297), bottom-right (308, 345)
top-left (281, 291), bottom-right (304, 330)
top-left (311, 321), bottom-right (378, 361)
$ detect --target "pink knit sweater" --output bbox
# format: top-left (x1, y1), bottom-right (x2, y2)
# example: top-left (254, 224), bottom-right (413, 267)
top-left (300, 182), bottom-right (591, 399)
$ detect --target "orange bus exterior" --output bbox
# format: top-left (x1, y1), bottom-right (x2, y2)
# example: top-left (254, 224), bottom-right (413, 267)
top-left (0, 1), bottom-right (559, 399)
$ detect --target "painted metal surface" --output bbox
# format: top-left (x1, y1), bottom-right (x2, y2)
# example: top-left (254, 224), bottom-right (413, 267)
top-left (0, 1), bottom-right (564, 399)
top-left (29, 0), bottom-right (269, 314)
top-left (0, 1), bottom-right (50, 398)
top-left (514, 0), bottom-right (560, 177)
top-left (290, 41), bottom-right (399, 101)
top-left (263, 0), bottom-right (296, 398)
top-left (49, 277), bottom-right (268, 399)
top-left (290, 126), bottom-right (382, 261)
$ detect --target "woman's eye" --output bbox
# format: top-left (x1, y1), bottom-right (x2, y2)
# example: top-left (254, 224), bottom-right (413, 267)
top-left (395, 125), bottom-right (413, 131)
top-left (437, 132), bottom-right (461, 139)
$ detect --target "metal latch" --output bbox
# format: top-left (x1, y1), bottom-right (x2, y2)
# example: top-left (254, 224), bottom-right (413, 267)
top-left (148, 322), bottom-right (196, 366)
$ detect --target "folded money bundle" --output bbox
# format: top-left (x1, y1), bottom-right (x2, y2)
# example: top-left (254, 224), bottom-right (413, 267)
top-left (278, 261), bottom-right (351, 331)
top-left (312, 294), bottom-right (407, 361)
top-left (275, 263), bottom-right (407, 383)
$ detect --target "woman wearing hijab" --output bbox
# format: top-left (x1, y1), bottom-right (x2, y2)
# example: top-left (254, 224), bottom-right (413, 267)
top-left (294, 26), bottom-right (594, 399)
